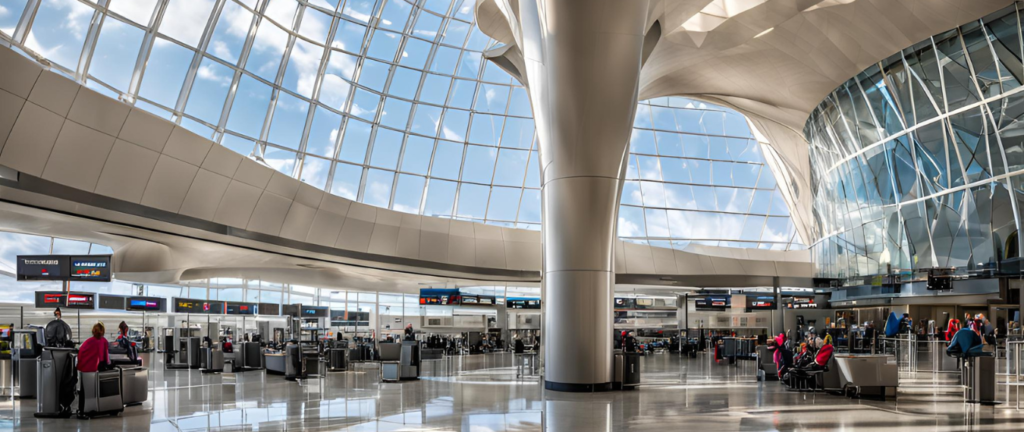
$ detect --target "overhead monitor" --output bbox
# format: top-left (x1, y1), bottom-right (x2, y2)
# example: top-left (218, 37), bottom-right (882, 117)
top-left (507, 298), bottom-right (541, 309)
top-left (694, 295), bottom-right (731, 311)
top-left (226, 302), bottom-right (257, 315)
top-left (786, 297), bottom-right (817, 309)
top-left (257, 303), bottom-right (280, 315)
top-left (34, 291), bottom-right (67, 308)
top-left (126, 297), bottom-right (165, 312)
top-left (173, 298), bottom-right (224, 314)
top-left (746, 295), bottom-right (776, 310)
top-left (64, 292), bottom-right (95, 309)
top-left (419, 289), bottom-right (461, 305)
top-left (97, 294), bottom-right (125, 310)
top-left (17, 255), bottom-right (68, 281)
top-left (300, 305), bottom-right (329, 318)
top-left (69, 256), bottom-right (112, 282)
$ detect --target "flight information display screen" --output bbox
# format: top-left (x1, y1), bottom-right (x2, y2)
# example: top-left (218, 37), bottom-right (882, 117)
top-left (226, 302), bottom-right (257, 315)
top-left (64, 292), bottom-right (95, 309)
top-left (173, 298), bottom-right (225, 314)
top-left (69, 256), bottom-right (111, 282)
top-left (126, 297), bottom-right (165, 311)
top-left (694, 295), bottom-right (731, 311)
top-left (746, 295), bottom-right (776, 310)
top-left (34, 291), bottom-right (67, 308)
top-left (18, 255), bottom-right (68, 281)
top-left (300, 305), bottom-right (329, 318)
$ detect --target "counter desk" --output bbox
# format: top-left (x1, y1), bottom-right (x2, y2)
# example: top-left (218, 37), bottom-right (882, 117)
top-left (834, 354), bottom-right (899, 399)
top-left (264, 352), bottom-right (287, 375)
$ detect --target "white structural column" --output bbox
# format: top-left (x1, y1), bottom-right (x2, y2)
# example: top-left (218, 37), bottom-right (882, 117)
top-left (493, 0), bottom-right (653, 391)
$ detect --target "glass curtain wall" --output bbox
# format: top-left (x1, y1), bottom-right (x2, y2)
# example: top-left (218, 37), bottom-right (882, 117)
top-left (0, 0), bottom-right (802, 249)
top-left (805, 3), bottom-right (1024, 279)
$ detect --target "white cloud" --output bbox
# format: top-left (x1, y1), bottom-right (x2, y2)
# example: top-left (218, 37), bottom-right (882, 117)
top-left (197, 63), bottom-right (230, 85)
top-left (318, 75), bottom-right (350, 109)
top-left (288, 41), bottom-right (323, 98)
top-left (157, 0), bottom-right (215, 46)
top-left (342, 1), bottom-right (373, 23)
top-left (618, 217), bottom-right (642, 237)
top-left (210, 40), bottom-right (233, 60)
top-left (108, 0), bottom-right (157, 25)
top-left (23, 32), bottom-right (62, 61)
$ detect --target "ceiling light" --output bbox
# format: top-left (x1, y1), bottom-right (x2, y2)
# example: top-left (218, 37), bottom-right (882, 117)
top-left (754, 27), bottom-right (774, 38)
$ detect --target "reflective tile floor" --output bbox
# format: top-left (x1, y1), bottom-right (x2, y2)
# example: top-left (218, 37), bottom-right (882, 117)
top-left (1, 351), bottom-right (1023, 431)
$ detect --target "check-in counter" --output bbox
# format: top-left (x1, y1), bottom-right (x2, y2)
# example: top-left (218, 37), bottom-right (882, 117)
top-left (0, 356), bottom-right (11, 394)
top-left (264, 352), bottom-right (287, 375)
top-left (834, 354), bottom-right (898, 399)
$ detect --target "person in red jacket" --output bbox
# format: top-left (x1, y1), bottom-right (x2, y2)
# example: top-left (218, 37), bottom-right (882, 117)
top-left (945, 319), bottom-right (961, 342)
top-left (77, 322), bottom-right (110, 373)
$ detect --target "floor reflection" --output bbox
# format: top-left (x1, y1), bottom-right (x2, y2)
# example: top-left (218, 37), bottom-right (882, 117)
top-left (1, 351), bottom-right (1022, 431)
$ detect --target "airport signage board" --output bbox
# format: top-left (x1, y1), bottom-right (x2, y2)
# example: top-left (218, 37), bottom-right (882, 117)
top-left (226, 302), bottom-right (257, 315)
top-left (17, 255), bottom-right (112, 282)
top-left (746, 295), bottom-right (776, 310)
top-left (257, 303), bottom-right (280, 316)
top-left (786, 297), bottom-right (817, 309)
top-left (694, 295), bottom-right (731, 311)
top-left (300, 305), bottom-right (329, 318)
top-left (508, 298), bottom-right (540, 309)
top-left (32, 291), bottom-right (94, 309)
top-left (173, 298), bottom-right (225, 314)
top-left (419, 288), bottom-right (460, 305)
top-left (97, 294), bottom-right (125, 310)
top-left (614, 298), bottom-right (636, 309)
top-left (34, 291), bottom-right (67, 308)
top-left (69, 256), bottom-right (111, 282)
top-left (126, 296), bottom-right (165, 312)
top-left (64, 292), bottom-right (95, 309)
top-left (17, 255), bottom-right (68, 281)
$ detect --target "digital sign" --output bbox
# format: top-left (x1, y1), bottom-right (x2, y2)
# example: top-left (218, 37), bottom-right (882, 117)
top-left (173, 298), bottom-right (224, 314)
top-left (97, 294), bottom-right (125, 310)
top-left (300, 305), bottom-right (329, 318)
top-left (34, 291), bottom-right (67, 308)
top-left (694, 295), bottom-right (731, 311)
top-left (226, 302), bottom-right (257, 315)
top-left (419, 289), bottom-right (461, 305)
top-left (126, 296), bottom-right (165, 311)
top-left (69, 256), bottom-right (111, 282)
top-left (508, 298), bottom-right (540, 309)
top-left (786, 297), bottom-right (817, 309)
top-left (461, 296), bottom-right (479, 304)
top-left (614, 298), bottom-right (636, 309)
top-left (18, 255), bottom-right (68, 281)
top-left (746, 295), bottom-right (776, 310)
top-left (64, 292), bottom-right (95, 309)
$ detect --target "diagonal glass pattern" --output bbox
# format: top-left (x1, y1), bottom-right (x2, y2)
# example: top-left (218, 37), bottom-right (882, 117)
top-left (806, 3), bottom-right (1024, 279)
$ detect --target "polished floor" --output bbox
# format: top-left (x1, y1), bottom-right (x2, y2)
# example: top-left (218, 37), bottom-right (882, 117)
top-left (1, 351), bottom-right (1022, 431)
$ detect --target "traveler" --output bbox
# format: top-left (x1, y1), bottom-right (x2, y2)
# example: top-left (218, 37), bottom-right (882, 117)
top-left (404, 324), bottom-right (415, 341)
top-left (77, 322), bottom-right (111, 373)
top-left (44, 307), bottom-right (74, 347)
top-left (623, 332), bottom-right (638, 353)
